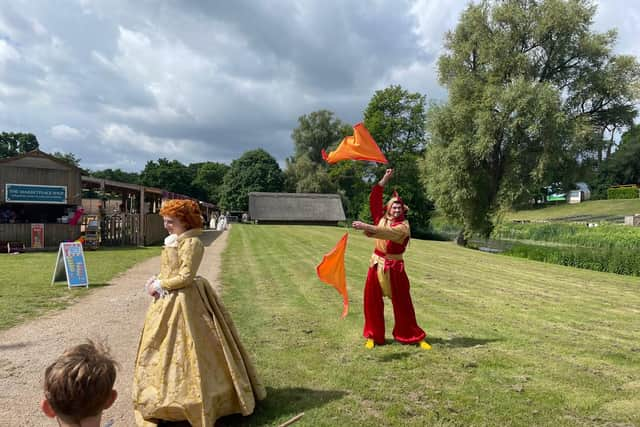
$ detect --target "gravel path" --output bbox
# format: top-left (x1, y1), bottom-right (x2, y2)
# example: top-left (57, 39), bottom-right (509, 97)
top-left (0, 229), bottom-right (228, 427)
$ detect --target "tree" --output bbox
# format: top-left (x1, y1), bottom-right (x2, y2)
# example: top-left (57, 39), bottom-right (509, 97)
top-left (191, 161), bottom-right (230, 204)
top-left (601, 124), bottom-right (640, 187)
top-left (218, 149), bottom-right (284, 211)
top-left (364, 85), bottom-right (427, 162)
top-left (52, 151), bottom-right (82, 168)
top-left (285, 110), bottom-right (352, 195)
top-left (91, 168), bottom-right (140, 185)
top-left (363, 85), bottom-right (433, 232)
top-left (291, 110), bottom-right (351, 164)
top-left (0, 132), bottom-right (39, 158)
top-left (140, 158), bottom-right (194, 196)
top-left (284, 154), bottom-right (336, 194)
top-left (327, 160), bottom-right (369, 220)
top-left (422, 0), bottom-right (640, 238)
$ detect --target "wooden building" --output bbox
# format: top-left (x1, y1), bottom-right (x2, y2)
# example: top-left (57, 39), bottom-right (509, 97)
top-left (2, 149), bottom-right (219, 250)
top-left (248, 192), bottom-right (346, 225)
top-left (81, 176), bottom-right (166, 246)
top-left (0, 150), bottom-right (82, 249)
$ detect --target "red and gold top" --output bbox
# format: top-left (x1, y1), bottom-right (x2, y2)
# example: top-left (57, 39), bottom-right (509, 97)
top-left (365, 184), bottom-right (410, 297)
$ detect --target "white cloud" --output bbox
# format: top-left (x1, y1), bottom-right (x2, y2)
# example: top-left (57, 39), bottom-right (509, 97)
top-left (0, 39), bottom-right (21, 64)
top-left (377, 59), bottom-right (446, 100)
top-left (50, 124), bottom-right (85, 140)
top-left (99, 123), bottom-right (202, 163)
top-left (1, 0), bottom-right (638, 173)
top-left (409, 0), bottom-right (470, 56)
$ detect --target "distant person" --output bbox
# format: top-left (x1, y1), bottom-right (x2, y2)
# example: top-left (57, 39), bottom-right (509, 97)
top-left (41, 340), bottom-right (118, 427)
top-left (209, 213), bottom-right (217, 229)
top-left (216, 213), bottom-right (227, 231)
top-left (133, 199), bottom-right (265, 426)
top-left (352, 168), bottom-right (431, 350)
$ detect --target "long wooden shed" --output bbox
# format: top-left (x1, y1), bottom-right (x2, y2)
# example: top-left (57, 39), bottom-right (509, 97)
top-left (248, 192), bottom-right (346, 225)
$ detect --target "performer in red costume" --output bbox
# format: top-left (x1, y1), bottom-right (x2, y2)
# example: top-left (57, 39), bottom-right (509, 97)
top-left (352, 168), bottom-right (431, 350)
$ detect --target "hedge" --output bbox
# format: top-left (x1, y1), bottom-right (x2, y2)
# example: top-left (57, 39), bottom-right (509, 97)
top-left (503, 243), bottom-right (640, 277)
top-left (607, 186), bottom-right (639, 200)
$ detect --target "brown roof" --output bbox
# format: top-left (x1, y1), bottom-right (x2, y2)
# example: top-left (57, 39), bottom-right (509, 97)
top-left (249, 192), bottom-right (345, 222)
top-left (0, 149), bottom-right (81, 171)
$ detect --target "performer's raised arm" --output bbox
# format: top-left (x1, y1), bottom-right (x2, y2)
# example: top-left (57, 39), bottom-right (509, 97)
top-left (370, 168), bottom-right (393, 224)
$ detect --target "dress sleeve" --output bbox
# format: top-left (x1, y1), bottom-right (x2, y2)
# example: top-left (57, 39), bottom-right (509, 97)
top-left (367, 222), bottom-right (410, 244)
top-left (161, 238), bottom-right (204, 290)
top-left (370, 184), bottom-right (385, 225)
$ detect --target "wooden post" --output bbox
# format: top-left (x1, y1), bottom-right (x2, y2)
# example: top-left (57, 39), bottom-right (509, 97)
top-left (139, 187), bottom-right (145, 246)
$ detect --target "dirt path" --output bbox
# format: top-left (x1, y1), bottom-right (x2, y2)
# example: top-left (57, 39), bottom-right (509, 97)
top-left (0, 229), bottom-right (228, 427)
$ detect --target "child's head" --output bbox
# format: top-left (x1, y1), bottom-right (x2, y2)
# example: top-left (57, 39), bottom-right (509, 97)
top-left (42, 340), bottom-right (118, 425)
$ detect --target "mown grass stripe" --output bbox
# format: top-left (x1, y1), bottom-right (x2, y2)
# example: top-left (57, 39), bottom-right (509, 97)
top-left (218, 224), bottom-right (640, 426)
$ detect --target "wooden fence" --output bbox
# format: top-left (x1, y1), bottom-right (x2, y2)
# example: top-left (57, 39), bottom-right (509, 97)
top-left (0, 223), bottom-right (80, 249)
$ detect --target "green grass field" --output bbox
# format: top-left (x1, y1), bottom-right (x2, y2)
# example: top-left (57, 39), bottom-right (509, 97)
top-left (504, 198), bottom-right (640, 223)
top-left (2, 226), bottom-right (639, 426)
top-left (0, 247), bottom-right (161, 330)
top-left (219, 225), bottom-right (640, 427)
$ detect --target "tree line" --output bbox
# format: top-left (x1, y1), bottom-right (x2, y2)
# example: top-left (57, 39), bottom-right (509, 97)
top-left (2, 1), bottom-right (639, 240)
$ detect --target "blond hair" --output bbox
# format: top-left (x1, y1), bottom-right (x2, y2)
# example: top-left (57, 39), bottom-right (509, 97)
top-left (43, 340), bottom-right (117, 423)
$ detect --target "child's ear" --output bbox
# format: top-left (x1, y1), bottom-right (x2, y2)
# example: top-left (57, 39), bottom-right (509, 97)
top-left (41, 399), bottom-right (57, 418)
top-left (103, 389), bottom-right (118, 410)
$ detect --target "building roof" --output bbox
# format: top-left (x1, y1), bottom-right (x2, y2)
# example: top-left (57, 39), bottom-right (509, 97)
top-left (0, 149), bottom-right (81, 171)
top-left (249, 192), bottom-right (345, 221)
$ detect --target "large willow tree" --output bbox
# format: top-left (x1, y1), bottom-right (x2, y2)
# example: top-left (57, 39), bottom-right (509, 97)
top-left (423, 0), bottom-right (640, 238)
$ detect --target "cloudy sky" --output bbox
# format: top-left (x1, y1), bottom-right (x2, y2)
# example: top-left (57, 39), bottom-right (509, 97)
top-left (1, 0), bottom-right (638, 172)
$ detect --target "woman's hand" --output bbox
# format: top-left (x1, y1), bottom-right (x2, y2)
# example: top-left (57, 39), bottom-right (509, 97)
top-left (145, 276), bottom-right (159, 298)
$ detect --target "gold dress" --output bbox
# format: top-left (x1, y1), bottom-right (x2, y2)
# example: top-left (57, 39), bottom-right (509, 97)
top-left (133, 228), bottom-right (266, 427)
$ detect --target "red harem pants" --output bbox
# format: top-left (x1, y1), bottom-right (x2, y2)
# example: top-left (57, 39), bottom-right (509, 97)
top-left (363, 262), bottom-right (426, 345)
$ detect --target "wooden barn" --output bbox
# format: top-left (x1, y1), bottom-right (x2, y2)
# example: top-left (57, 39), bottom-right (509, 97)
top-left (248, 192), bottom-right (346, 225)
top-left (0, 149), bottom-right (83, 249)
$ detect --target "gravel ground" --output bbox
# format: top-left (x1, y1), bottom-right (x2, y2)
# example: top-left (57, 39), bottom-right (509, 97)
top-left (0, 229), bottom-right (227, 427)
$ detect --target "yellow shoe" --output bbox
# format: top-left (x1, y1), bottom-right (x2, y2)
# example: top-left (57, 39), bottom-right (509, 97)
top-left (365, 339), bottom-right (375, 349)
top-left (419, 341), bottom-right (432, 350)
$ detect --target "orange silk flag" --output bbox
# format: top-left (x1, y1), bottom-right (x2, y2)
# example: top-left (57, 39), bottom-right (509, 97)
top-left (316, 233), bottom-right (349, 318)
top-left (322, 122), bottom-right (388, 164)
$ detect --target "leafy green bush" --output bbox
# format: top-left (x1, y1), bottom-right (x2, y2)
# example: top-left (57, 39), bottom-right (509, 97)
top-left (492, 222), bottom-right (640, 251)
top-left (503, 243), bottom-right (640, 276)
top-left (607, 186), bottom-right (639, 200)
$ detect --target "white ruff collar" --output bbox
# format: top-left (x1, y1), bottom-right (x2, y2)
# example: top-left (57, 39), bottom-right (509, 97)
top-left (164, 234), bottom-right (179, 247)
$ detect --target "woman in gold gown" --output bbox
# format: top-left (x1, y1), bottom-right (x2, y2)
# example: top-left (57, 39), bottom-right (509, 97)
top-left (133, 199), bottom-right (266, 427)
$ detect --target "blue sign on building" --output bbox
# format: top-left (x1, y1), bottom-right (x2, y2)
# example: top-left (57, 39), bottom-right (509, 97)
top-left (5, 184), bottom-right (67, 204)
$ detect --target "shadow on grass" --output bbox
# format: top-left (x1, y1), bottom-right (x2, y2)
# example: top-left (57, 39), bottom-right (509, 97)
top-left (50, 282), bottom-right (110, 288)
top-left (427, 336), bottom-right (500, 348)
top-left (215, 386), bottom-right (347, 426)
top-left (87, 282), bottom-right (110, 288)
top-left (378, 351), bottom-right (414, 362)
top-left (87, 246), bottom-right (158, 252)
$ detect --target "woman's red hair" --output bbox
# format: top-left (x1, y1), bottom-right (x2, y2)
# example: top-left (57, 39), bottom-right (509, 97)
top-left (159, 199), bottom-right (203, 230)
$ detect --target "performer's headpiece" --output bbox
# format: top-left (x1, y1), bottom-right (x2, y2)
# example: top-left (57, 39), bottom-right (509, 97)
top-left (385, 190), bottom-right (409, 221)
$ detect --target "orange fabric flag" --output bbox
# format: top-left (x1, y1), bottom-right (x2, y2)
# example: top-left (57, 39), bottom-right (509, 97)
top-left (322, 122), bottom-right (388, 164)
top-left (316, 233), bottom-right (349, 318)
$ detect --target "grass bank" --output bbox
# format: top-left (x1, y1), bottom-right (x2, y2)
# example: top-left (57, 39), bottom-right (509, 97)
top-left (219, 224), bottom-right (640, 427)
top-left (0, 246), bottom-right (161, 330)
top-left (503, 198), bottom-right (640, 223)
top-left (492, 222), bottom-right (640, 251)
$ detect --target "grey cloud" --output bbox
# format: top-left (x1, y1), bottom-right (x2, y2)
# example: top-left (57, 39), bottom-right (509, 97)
top-left (1, 0), bottom-right (638, 173)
